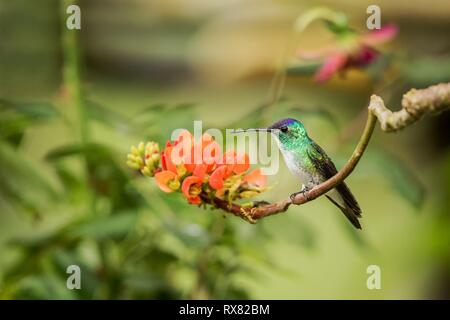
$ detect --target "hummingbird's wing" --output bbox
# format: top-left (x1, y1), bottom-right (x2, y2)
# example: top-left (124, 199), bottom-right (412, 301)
top-left (307, 141), bottom-right (362, 229)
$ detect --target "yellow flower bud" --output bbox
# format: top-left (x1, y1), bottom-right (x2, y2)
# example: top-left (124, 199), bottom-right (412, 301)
top-left (239, 190), bottom-right (259, 199)
top-left (145, 141), bottom-right (159, 155)
top-left (141, 166), bottom-right (154, 177)
top-left (136, 157), bottom-right (144, 167)
top-left (151, 153), bottom-right (160, 162)
top-left (127, 160), bottom-right (141, 170)
top-left (127, 141), bottom-right (161, 175)
top-left (131, 145), bottom-right (139, 156)
top-left (138, 141), bottom-right (145, 154)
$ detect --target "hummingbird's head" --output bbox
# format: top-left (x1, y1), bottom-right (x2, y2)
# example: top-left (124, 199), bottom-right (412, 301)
top-left (231, 118), bottom-right (308, 149)
top-left (268, 118), bottom-right (308, 148)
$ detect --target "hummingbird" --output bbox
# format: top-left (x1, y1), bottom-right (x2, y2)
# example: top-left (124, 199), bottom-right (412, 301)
top-left (233, 118), bottom-right (362, 229)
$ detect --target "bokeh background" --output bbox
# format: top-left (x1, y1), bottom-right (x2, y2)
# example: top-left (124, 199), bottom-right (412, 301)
top-left (0, 0), bottom-right (450, 299)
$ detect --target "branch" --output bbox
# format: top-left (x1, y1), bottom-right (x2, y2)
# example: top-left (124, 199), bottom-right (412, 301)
top-left (202, 82), bottom-right (450, 223)
top-left (369, 82), bottom-right (450, 132)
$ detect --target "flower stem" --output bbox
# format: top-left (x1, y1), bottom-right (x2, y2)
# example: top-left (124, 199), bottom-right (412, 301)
top-left (61, 0), bottom-right (89, 145)
top-left (60, 0), bottom-right (94, 212)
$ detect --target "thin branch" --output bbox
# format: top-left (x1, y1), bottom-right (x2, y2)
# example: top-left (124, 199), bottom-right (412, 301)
top-left (202, 82), bottom-right (450, 223)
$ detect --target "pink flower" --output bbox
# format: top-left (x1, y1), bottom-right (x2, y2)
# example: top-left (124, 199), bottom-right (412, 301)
top-left (298, 24), bottom-right (398, 83)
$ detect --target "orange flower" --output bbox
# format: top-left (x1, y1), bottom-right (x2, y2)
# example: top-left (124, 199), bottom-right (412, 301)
top-left (232, 152), bottom-right (250, 174)
top-left (222, 150), bottom-right (250, 175)
top-left (175, 129), bottom-right (193, 147)
top-left (129, 131), bottom-right (269, 206)
top-left (189, 133), bottom-right (221, 172)
top-left (161, 145), bottom-right (178, 174)
top-left (163, 132), bottom-right (193, 176)
top-left (182, 144), bottom-right (196, 172)
top-left (200, 132), bottom-right (214, 146)
top-left (209, 165), bottom-right (229, 190)
top-left (155, 170), bottom-right (180, 192)
top-left (174, 130), bottom-right (195, 172)
top-left (244, 169), bottom-right (267, 188)
top-left (193, 163), bottom-right (208, 181)
top-left (209, 150), bottom-right (251, 191)
top-left (202, 140), bottom-right (221, 172)
top-left (182, 175), bottom-right (202, 204)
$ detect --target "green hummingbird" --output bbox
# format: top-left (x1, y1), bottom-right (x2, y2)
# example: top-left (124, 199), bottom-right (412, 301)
top-left (234, 118), bottom-right (362, 229)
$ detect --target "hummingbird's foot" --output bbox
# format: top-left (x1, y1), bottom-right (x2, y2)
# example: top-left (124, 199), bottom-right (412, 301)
top-left (290, 186), bottom-right (311, 202)
top-left (240, 208), bottom-right (257, 224)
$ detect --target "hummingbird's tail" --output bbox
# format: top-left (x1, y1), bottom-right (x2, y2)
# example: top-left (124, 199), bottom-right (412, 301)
top-left (325, 183), bottom-right (362, 229)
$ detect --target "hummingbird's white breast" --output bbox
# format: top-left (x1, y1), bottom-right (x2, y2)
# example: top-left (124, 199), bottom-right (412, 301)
top-left (279, 148), bottom-right (318, 188)
top-left (272, 133), bottom-right (347, 210)
top-left (272, 133), bottom-right (322, 188)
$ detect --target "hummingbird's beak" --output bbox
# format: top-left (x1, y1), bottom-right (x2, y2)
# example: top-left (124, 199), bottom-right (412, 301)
top-left (231, 128), bottom-right (272, 134)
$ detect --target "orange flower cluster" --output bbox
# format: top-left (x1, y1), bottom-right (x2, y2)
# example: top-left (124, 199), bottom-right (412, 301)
top-left (127, 130), bottom-right (267, 206)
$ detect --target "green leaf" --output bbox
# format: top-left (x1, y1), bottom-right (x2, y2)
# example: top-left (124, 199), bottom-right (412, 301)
top-left (132, 103), bottom-right (196, 141)
top-left (123, 271), bottom-right (170, 293)
top-left (365, 53), bottom-right (395, 81)
top-left (162, 221), bottom-right (209, 248)
top-left (51, 249), bottom-right (99, 298)
top-left (69, 212), bottom-right (137, 239)
top-left (224, 103), bottom-right (267, 129)
top-left (52, 163), bottom-right (84, 195)
top-left (259, 215), bottom-right (316, 250)
top-left (0, 99), bottom-right (59, 119)
top-left (287, 61), bottom-right (322, 76)
top-left (340, 218), bottom-right (372, 249)
top-left (262, 100), bottom-right (340, 132)
top-left (86, 99), bottom-right (131, 130)
top-left (324, 12), bottom-right (350, 34)
top-left (402, 56), bottom-right (450, 86)
top-left (0, 140), bottom-right (58, 216)
top-left (45, 143), bottom-right (144, 210)
top-left (366, 148), bottom-right (425, 209)
top-left (16, 274), bottom-right (77, 299)
top-left (0, 99), bottom-right (59, 145)
top-left (225, 99), bottom-right (339, 131)
top-left (45, 144), bottom-right (87, 161)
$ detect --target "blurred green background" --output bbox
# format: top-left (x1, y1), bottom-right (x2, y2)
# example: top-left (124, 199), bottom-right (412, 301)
top-left (0, 0), bottom-right (449, 299)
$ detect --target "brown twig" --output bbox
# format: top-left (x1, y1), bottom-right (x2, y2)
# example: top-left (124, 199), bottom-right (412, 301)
top-left (202, 83), bottom-right (450, 223)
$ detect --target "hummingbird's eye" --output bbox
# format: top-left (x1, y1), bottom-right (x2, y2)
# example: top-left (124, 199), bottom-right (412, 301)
top-left (280, 126), bottom-right (288, 133)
